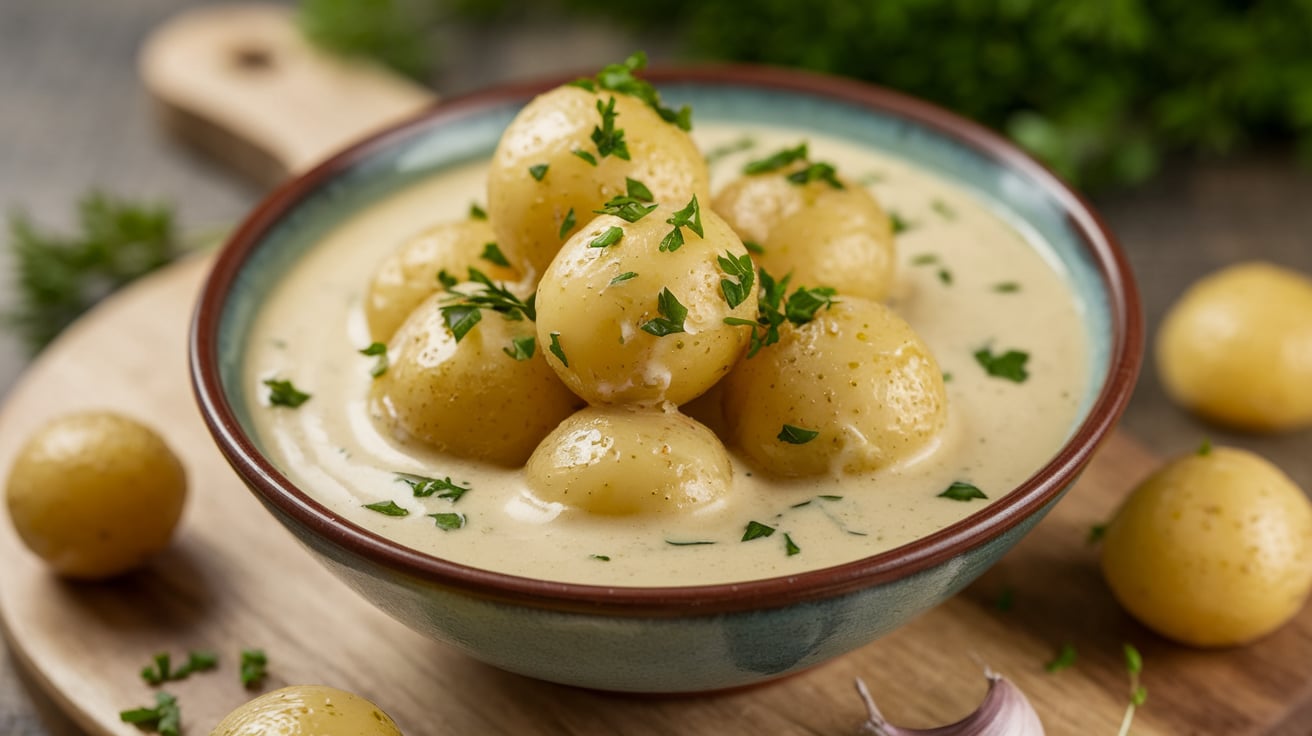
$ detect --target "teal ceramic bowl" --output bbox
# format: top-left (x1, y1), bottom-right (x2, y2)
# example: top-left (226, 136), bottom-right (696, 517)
top-left (191, 66), bottom-right (1141, 693)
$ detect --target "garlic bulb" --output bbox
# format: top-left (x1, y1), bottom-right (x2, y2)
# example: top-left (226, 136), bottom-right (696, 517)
top-left (855, 669), bottom-right (1045, 736)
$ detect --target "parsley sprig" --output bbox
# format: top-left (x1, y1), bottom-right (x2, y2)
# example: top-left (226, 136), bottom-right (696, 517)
top-left (569, 51), bottom-right (692, 131)
top-left (140, 651), bottom-right (218, 686)
top-left (742, 142), bottom-right (844, 189)
top-left (398, 473), bottom-right (471, 501)
top-left (724, 268), bottom-right (838, 358)
top-left (594, 177), bottom-right (657, 223)
top-left (660, 195), bottom-right (704, 252)
top-left (438, 267), bottom-right (537, 343)
top-left (120, 692), bottom-right (181, 736)
top-left (264, 378), bottom-right (311, 408)
top-left (590, 96), bottom-right (631, 160)
top-left (240, 648), bottom-right (268, 689)
top-left (717, 251), bottom-right (755, 309)
top-left (640, 288), bottom-right (689, 336)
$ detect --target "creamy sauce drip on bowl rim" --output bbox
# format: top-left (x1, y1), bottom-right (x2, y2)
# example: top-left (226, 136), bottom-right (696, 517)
top-left (244, 124), bottom-right (1090, 587)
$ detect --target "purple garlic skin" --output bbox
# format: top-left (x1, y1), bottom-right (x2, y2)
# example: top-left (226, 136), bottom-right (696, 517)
top-left (856, 670), bottom-right (1045, 736)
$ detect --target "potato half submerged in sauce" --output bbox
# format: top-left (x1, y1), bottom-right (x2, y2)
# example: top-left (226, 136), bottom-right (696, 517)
top-left (722, 297), bottom-right (947, 477)
top-left (370, 290), bottom-right (580, 466)
top-left (525, 405), bottom-right (733, 516)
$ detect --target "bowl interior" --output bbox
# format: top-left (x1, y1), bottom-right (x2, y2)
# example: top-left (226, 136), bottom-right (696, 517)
top-left (214, 80), bottom-right (1116, 446)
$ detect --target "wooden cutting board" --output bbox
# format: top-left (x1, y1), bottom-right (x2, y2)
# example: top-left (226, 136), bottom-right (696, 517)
top-left (3, 4), bottom-right (1311, 734)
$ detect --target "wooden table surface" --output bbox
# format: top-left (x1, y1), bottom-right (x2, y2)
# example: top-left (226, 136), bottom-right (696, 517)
top-left (1, 2), bottom-right (1309, 734)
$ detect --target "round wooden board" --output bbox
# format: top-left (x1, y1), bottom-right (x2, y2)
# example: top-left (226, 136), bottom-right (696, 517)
top-left (3, 256), bottom-right (1311, 736)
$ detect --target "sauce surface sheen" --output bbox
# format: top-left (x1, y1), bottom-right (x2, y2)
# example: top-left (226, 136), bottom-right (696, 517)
top-left (245, 124), bottom-right (1089, 586)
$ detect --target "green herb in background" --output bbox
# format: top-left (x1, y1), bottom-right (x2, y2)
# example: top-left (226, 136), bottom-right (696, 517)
top-left (299, 0), bottom-right (438, 81)
top-left (305, 0), bottom-right (1312, 189)
top-left (239, 648), bottom-right (268, 689)
top-left (119, 691), bottom-right (181, 736)
top-left (5, 193), bottom-right (180, 353)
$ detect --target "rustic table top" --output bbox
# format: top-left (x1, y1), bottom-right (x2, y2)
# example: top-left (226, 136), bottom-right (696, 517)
top-left (1, 2), bottom-right (1309, 734)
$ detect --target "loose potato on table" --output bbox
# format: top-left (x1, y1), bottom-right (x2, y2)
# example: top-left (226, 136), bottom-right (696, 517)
top-left (370, 289), bottom-right (581, 466)
top-left (721, 297), bottom-right (947, 477)
top-left (525, 405), bottom-right (733, 516)
top-left (5, 411), bottom-right (186, 579)
top-left (1156, 261), bottom-right (1312, 432)
top-left (487, 85), bottom-right (710, 277)
top-left (712, 153), bottom-right (895, 301)
top-left (364, 218), bottom-right (519, 343)
top-left (535, 203), bottom-right (757, 406)
top-left (211, 685), bottom-right (402, 736)
top-left (1101, 446), bottom-right (1312, 647)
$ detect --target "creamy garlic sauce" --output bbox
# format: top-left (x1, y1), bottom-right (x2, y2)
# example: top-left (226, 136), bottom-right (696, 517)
top-left (245, 124), bottom-right (1089, 586)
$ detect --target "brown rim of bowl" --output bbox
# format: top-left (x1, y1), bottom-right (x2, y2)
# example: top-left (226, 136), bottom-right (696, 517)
top-left (191, 63), bottom-right (1142, 617)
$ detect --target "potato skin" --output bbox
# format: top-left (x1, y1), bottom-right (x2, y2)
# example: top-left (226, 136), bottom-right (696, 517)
top-left (1101, 447), bottom-right (1312, 647)
top-left (210, 685), bottom-right (402, 736)
top-left (487, 86), bottom-right (710, 277)
top-left (721, 297), bottom-right (947, 477)
top-left (713, 166), bottom-right (895, 300)
top-left (534, 205), bottom-right (757, 407)
top-left (370, 290), bottom-right (581, 466)
top-left (5, 412), bottom-right (186, 579)
top-left (1156, 261), bottom-right (1312, 432)
top-left (525, 406), bottom-right (733, 516)
top-left (364, 218), bottom-right (518, 343)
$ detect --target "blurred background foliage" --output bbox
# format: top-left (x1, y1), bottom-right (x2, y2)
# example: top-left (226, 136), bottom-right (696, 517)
top-left (300, 0), bottom-right (1312, 191)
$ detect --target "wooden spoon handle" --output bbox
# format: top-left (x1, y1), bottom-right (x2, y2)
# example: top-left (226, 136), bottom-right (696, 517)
top-left (139, 3), bottom-right (437, 186)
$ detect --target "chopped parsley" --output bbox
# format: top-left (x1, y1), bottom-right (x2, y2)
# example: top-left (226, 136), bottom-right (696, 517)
top-left (363, 500), bottom-right (408, 516)
top-left (704, 136), bottom-right (755, 164)
top-left (744, 143), bottom-right (809, 175)
top-left (119, 691), bottom-right (181, 736)
top-left (974, 347), bottom-right (1030, 382)
top-left (741, 520), bottom-right (776, 541)
top-left (548, 331), bottom-right (568, 366)
top-left (890, 212), bottom-right (911, 233)
top-left (911, 253), bottom-right (938, 265)
top-left (469, 202), bottom-right (487, 220)
top-left (528, 163), bottom-right (549, 181)
top-left (1120, 642), bottom-right (1148, 734)
top-left (359, 341), bottom-right (388, 377)
top-left (932, 199), bottom-right (956, 219)
top-left (640, 287), bottom-right (688, 336)
top-left (594, 180), bottom-right (658, 223)
top-left (783, 533), bottom-right (801, 556)
top-left (786, 162), bottom-right (844, 189)
top-left (570, 52), bottom-right (692, 131)
top-left (590, 96), bottom-right (631, 161)
top-left (439, 267), bottom-right (537, 342)
top-left (264, 378), bottom-right (310, 408)
top-left (572, 149), bottom-right (598, 166)
top-left (398, 474), bottom-right (470, 501)
top-left (437, 269), bottom-right (458, 289)
top-left (1197, 438), bottom-right (1213, 456)
top-left (778, 424), bottom-right (819, 444)
top-left (938, 481), bottom-right (988, 501)
top-left (723, 268), bottom-right (839, 358)
top-left (938, 268), bottom-right (953, 285)
top-left (743, 240), bottom-right (765, 255)
top-left (503, 334), bottom-right (536, 361)
top-left (480, 242), bottom-right (510, 267)
top-left (239, 649), bottom-right (267, 689)
top-left (784, 285), bottom-right (838, 324)
top-left (717, 251), bottom-right (755, 309)
top-left (559, 207), bottom-right (577, 238)
top-left (590, 554), bottom-right (611, 561)
top-left (660, 195), bottom-right (704, 252)
top-left (993, 281), bottom-right (1021, 293)
top-left (665, 539), bottom-right (716, 546)
top-left (140, 650), bottom-right (218, 686)
top-left (608, 271), bottom-right (637, 286)
top-left (589, 226), bottom-right (624, 248)
top-left (1046, 643), bottom-right (1078, 673)
top-left (1088, 523), bottom-right (1108, 545)
top-left (429, 512), bottom-right (466, 530)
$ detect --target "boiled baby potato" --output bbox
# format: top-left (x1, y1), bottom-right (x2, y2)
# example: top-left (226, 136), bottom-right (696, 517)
top-left (713, 156), bottom-right (895, 301)
top-left (534, 204), bottom-right (757, 406)
top-left (1101, 446), bottom-right (1312, 647)
top-left (364, 218), bottom-right (519, 342)
top-left (525, 405), bottom-right (733, 516)
top-left (210, 685), bottom-right (402, 736)
top-left (487, 86), bottom-right (710, 277)
top-left (5, 411), bottom-right (186, 579)
top-left (721, 297), bottom-right (947, 477)
top-left (1156, 261), bottom-right (1312, 432)
top-left (370, 290), bottom-right (581, 466)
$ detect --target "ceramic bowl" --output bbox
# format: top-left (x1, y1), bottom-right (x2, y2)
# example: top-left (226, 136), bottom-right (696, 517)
top-left (191, 66), bottom-right (1141, 693)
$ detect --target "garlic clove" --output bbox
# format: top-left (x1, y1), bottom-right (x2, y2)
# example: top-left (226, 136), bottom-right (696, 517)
top-left (855, 669), bottom-right (1045, 736)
